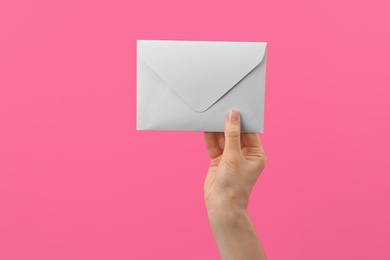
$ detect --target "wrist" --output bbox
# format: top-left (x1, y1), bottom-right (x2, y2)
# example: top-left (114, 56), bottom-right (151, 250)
top-left (205, 195), bottom-right (249, 213)
top-left (206, 202), bottom-right (248, 226)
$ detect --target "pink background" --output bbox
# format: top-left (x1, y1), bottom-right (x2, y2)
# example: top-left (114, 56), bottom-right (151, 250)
top-left (1, 0), bottom-right (389, 259)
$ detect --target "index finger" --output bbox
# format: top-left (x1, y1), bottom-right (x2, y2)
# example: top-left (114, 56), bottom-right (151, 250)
top-left (204, 132), bottom-right (223, 159)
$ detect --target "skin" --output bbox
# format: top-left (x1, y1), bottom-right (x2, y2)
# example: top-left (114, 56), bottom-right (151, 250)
top-left (204, 109), bottom-right (267, 260)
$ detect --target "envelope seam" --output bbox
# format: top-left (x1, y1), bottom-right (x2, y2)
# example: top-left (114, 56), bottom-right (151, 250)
top-left (137, 81), bottom-right (165, 128)
top-left (138, 57), bottom-right (197, 111)
top-left (202, 60), bottom-right (266, 112)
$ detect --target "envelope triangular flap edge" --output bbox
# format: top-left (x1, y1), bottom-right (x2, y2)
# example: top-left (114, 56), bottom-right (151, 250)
top-left (137, 40), bottom-right (267, 112)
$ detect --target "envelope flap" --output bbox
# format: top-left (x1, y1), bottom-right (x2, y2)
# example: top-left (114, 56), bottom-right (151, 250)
top-left (137, 40), bottom-right (267, 112)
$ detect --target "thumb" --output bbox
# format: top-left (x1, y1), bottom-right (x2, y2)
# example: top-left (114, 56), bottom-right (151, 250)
top-left (224, 109), bottom-right (242, 155)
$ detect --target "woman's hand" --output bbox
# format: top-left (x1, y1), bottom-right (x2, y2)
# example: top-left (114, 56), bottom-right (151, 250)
top-left (204, 109), bottom-right (267, 210)
top-left (204, 109), bottom-right (267, 260)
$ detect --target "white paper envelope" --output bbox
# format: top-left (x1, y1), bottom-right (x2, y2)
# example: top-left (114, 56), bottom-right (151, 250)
top-left (136, 40), bottom-right (267, 133)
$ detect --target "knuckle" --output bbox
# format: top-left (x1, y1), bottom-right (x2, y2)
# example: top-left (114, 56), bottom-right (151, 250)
top-left (227, 127), bottom-right (240, 139)
top-left (259, 156), bottom-right (267, 170)
top-left (261, 154), bottom-right (267, 167)
top-left (252, 154), bottom-right (267, 171)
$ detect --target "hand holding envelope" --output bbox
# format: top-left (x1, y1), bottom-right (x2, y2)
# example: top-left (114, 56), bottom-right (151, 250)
top-left (136, 40), bottom-right (267, 133)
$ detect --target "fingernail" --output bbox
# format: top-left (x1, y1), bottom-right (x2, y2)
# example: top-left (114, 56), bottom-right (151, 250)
top-left (229, 109), bottom-right (239, 122)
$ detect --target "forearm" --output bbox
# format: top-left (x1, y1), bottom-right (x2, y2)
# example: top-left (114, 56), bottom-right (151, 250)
top-left (206, 203), bottom-right (266, 260)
